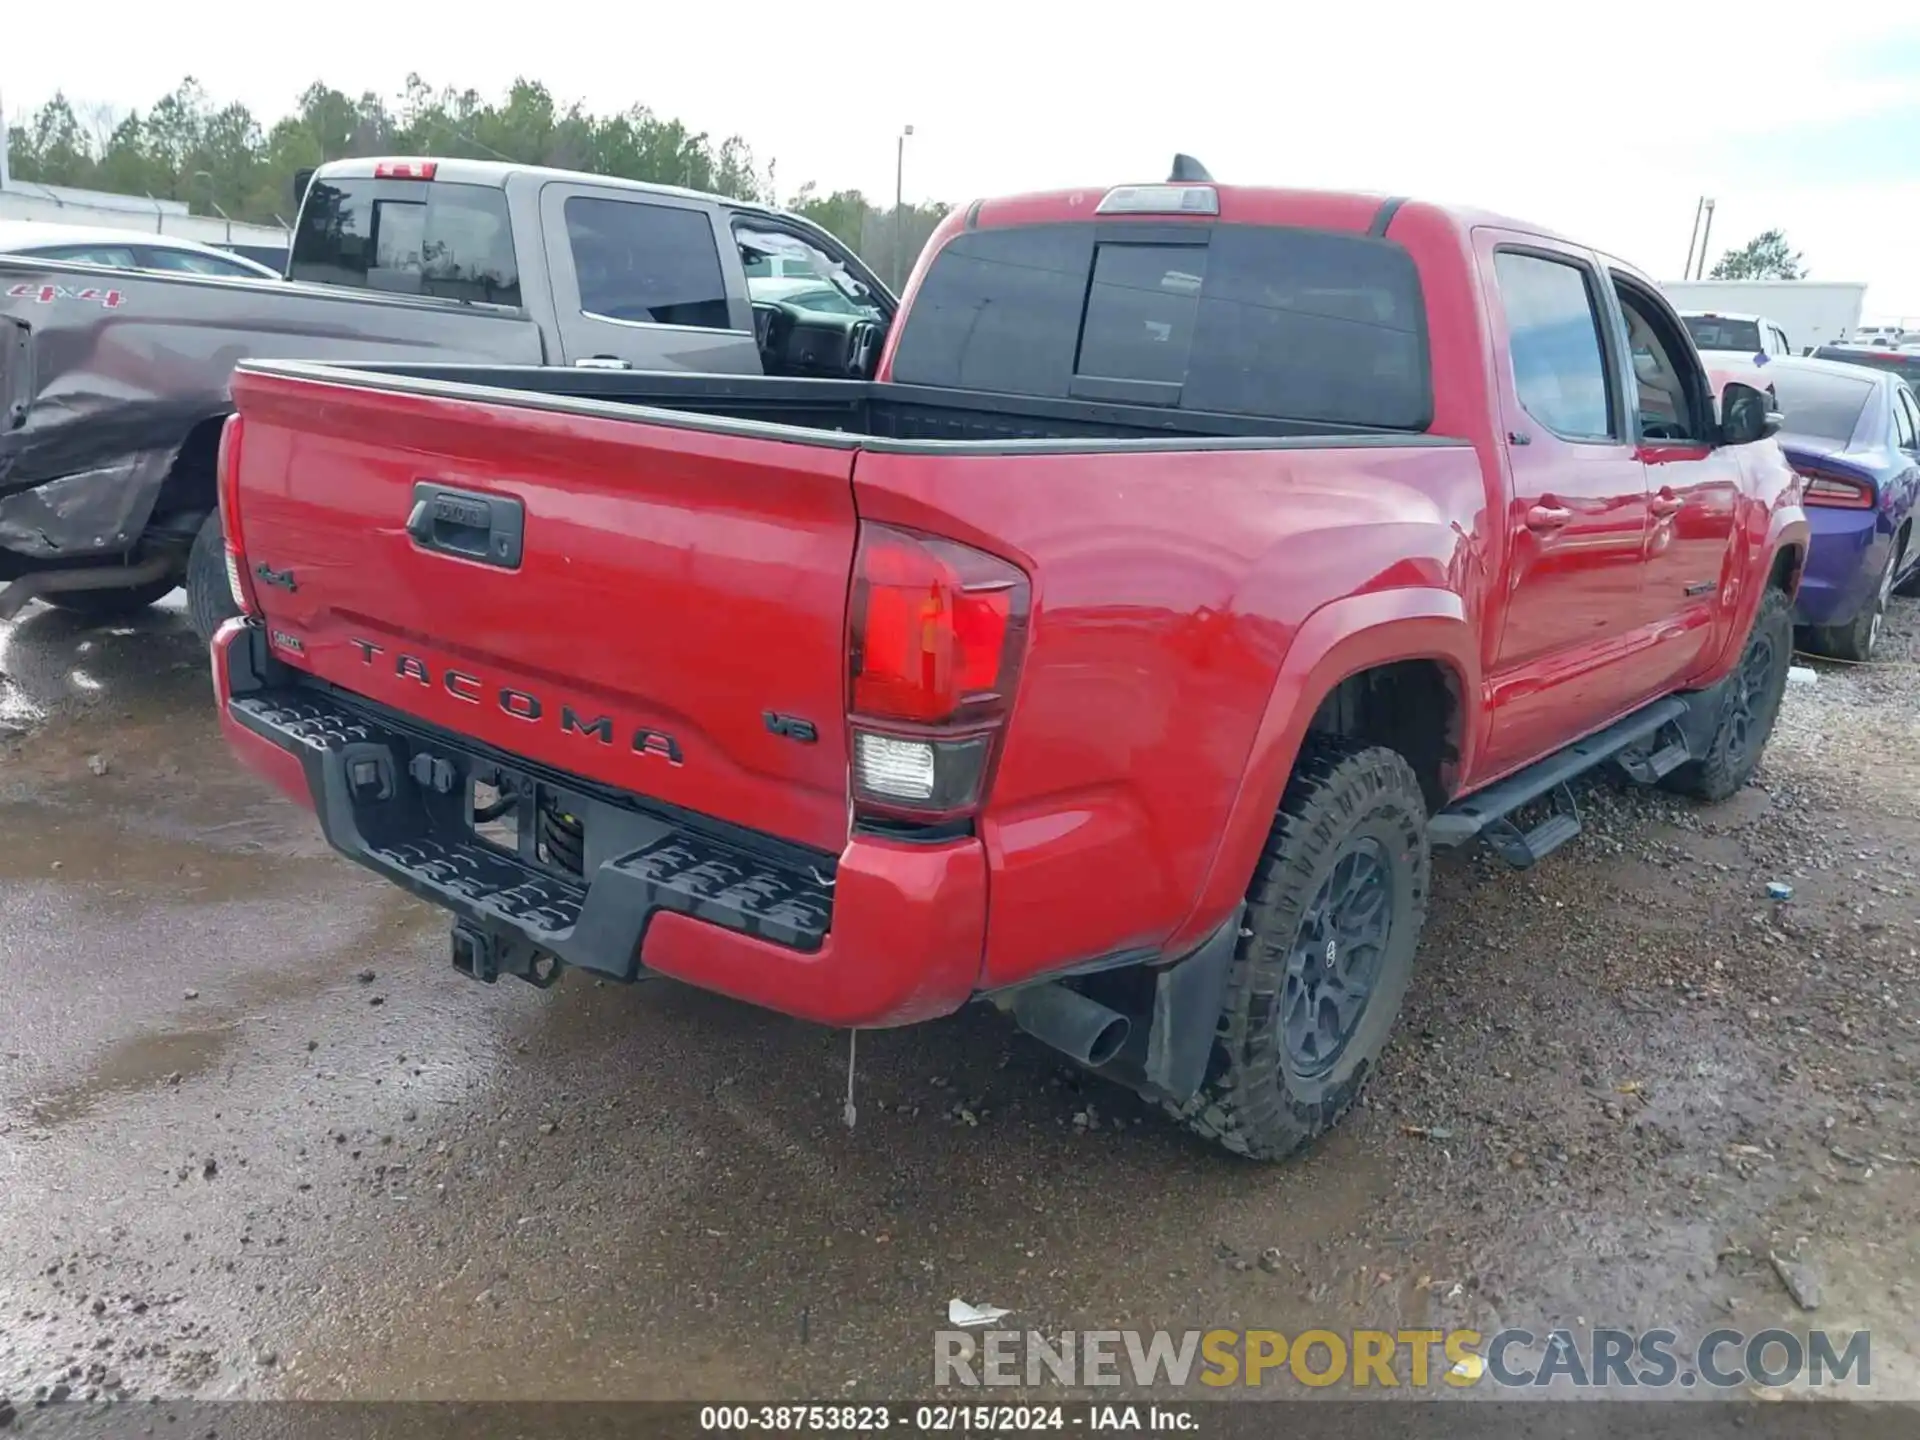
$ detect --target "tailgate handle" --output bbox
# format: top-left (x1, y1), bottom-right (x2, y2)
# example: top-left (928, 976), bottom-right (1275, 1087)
top-left (405, 483), bottom-right (524, 569)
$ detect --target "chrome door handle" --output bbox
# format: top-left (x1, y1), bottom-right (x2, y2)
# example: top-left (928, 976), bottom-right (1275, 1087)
top-left (1525, 504), bottom-right (1572, 531)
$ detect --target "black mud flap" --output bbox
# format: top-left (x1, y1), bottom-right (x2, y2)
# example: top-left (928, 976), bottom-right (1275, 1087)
top-left (1099, 905), bottom-right (1244, 1104)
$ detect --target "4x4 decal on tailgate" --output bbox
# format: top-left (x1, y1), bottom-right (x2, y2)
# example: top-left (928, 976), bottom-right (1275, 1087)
top-left (7, 283), bottom-right (126, 309)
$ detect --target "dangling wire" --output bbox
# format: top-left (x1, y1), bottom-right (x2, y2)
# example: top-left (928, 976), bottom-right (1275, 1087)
top-left (843, 1029), bottom-right (859, 1130)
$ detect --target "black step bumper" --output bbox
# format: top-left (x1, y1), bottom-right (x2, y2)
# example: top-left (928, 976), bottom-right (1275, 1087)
top-left (225, 681), bottom-right (835, 982)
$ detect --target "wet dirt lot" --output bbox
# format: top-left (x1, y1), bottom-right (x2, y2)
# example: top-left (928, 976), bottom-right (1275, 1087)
top-left (1, 595), bottom-right (1917, 1408)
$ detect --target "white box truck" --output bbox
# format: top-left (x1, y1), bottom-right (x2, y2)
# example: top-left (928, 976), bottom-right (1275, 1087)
top-left (1659, 280), bottom-right (1867, 353)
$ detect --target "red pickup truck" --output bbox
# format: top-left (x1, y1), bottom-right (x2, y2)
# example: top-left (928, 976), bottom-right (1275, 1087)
top-left (209, 162), bottom-right (1806, 1159)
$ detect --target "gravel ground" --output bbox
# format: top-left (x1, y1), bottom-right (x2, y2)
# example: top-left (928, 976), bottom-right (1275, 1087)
top-left (0, 592), bottom-right (1916, 1409)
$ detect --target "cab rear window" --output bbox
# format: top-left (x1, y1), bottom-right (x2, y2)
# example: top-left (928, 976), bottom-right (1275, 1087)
top-left (1684, 316), bottom-right (1762, 352)
top-left (889, 222), bottom-right (1431, 430)
top-left (290, 178), bottom-right (521, 306)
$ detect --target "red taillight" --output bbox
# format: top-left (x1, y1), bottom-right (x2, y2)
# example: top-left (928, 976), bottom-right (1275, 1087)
top-left (216, 413), bottom-right (261, 616)
top-left (1795, 465), bottom-right (1874, 509)
top-left (373, 161), bottom-right (437, 180)
top-left (852, 526), bottom-right (1023, 722)
top-left (848, 523), bottom-right (1029, 819)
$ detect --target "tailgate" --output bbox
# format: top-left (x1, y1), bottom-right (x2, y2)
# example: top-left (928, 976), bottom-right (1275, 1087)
top-left (227, 367), bottom-right (858, 854)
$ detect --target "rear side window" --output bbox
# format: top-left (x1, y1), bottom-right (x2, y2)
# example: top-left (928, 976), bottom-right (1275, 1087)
top-left (1493, 251), bottom-right (1614, 440)
top-left (290, 178), bottom-right (521, 306)
top-left (564, 197), bottom-right (730, 329)
top-left (139, 247), bottom-right (260, 279)
top-left (1769, 369), bottom-right (1874, 445)
top-left (31, 244), bottom-right (138, 268)
top-left (890, 222), bottom-right (1431, 430)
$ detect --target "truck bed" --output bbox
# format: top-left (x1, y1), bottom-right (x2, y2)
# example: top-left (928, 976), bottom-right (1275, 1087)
top-left (276, 360), bottom-right (1460, 451)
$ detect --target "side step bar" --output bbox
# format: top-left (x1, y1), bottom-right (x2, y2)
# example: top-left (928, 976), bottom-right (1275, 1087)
top-left (1480, 782), bottom-right (1583, 870)
top-left (1615, 718), bottom-right (1693, 785)
top-left (1430, 696), bottom-right (1692, 866)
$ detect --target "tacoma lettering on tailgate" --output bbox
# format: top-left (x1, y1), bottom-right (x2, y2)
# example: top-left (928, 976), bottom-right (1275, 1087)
top-left (347, 638), bottom-right (684, 765)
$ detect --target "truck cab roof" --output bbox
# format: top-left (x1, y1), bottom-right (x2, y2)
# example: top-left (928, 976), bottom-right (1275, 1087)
top-left (958, 182), bottom-right (1576, 249)
top-left (930, 181), bottom-right (1659, 310)
top-left (312, 155), bottom-right (816, 231)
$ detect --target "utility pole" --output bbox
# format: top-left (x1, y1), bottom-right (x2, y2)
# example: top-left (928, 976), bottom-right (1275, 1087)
top-left (0, 86), bottom-right (12, 192)
top-left (1695, 199), bottom-right (1716, 280)
top-left (894, 124), bottom-right (914, 290)
top-left (1684, 196), bottom-right (1705, 281)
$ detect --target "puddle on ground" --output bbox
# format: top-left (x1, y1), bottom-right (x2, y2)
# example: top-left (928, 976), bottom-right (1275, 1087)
top-left (0, 799), bottom-right (334, 896)
top-left (12, 885), bottom-right (442, 1132)
top-left (25, 1024), bottom-right (238, 1127)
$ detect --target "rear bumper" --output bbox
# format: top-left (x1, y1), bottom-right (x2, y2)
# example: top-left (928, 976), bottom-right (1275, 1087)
top-left (212, 620), bottom-right (985, 1027)
top-left (1795, 506), bottom-right (1890, 627)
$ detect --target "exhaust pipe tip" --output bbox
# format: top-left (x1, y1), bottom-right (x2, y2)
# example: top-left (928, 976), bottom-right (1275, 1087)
top-left (1009, 982), bottom-right (1132, 1069)
top-left (1083, 1014), bottom-right (1129, 1068)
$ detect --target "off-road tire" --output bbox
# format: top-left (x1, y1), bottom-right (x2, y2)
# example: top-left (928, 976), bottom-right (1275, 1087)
top-left (1167, 738), bottom-right (1430, 1161)
top-left (1665, 586), bottom-right (1793, 802)
top-left (186, 513), bottom-right (239, 645)
top-left (45, 576), bottom-right (179, 619)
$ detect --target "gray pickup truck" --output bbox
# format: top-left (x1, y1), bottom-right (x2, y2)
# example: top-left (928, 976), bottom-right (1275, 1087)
top-left (0, 156), bottom-right (895, 637)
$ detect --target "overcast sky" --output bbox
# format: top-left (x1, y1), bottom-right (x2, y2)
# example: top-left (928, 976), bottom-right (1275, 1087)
top-left (8, 0), bottom-right (1920, 313)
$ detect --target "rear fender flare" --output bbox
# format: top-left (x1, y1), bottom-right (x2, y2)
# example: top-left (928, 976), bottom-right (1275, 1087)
top-left (1703, 504), bottom-right (1808, 681)
top-left (1758, 506), bottom-right (1804, 591)
top-left (1763, 506), bottom-right (1810, 599)
top-left (1166, 588), bottom-right (1477, 951)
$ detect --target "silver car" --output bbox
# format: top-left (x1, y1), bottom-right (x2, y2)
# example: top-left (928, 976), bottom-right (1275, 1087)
top-left (0, 221), bottom-right (281, 280)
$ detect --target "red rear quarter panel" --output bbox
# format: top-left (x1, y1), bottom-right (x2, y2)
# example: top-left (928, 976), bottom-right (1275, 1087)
top-left (853, 441), bottom-right (1489, 987)
top-left (1701, 438), bottom-right (1807, 681)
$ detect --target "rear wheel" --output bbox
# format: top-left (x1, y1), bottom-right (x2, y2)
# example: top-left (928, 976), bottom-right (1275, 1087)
top-left (1814, 542), bottom-right (1897, 662)
top-left (1894, 529), bottom-right (1920, 598)
top-left (1665, 586), bottom-right (1793, 801)
top-left (1168, 738), bottom-right (1430, 1160)
top-left (45, 576), bottom-right (179, 619)
top-left (186, 513), bottom-right (239, 644)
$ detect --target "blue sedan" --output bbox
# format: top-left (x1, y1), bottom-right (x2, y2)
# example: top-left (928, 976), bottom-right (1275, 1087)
top-left (1764, 356), bottom-right (1920, 660)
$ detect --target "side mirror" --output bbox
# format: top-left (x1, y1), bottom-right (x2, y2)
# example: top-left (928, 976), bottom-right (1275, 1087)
top-left (1720, 381), bottom-right (1783, 446)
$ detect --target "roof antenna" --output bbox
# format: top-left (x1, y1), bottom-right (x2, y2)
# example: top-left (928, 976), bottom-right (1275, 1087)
top-left (1169, 154), bottom-right (1214, 183)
